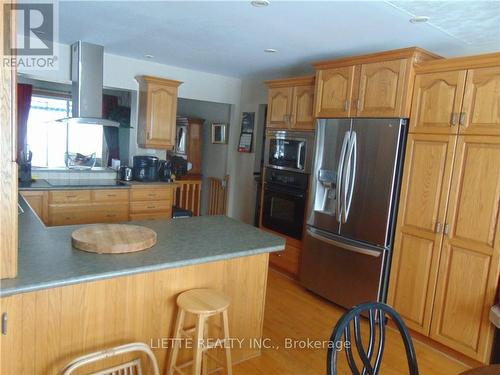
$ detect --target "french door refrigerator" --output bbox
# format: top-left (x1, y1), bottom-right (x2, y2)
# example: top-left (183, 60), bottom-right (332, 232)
top-left (300, 118), bottom-right (407, 309)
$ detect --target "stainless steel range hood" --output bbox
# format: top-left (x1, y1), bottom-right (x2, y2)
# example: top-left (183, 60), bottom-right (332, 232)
top-left (58, 41), bottom-right (119, 127)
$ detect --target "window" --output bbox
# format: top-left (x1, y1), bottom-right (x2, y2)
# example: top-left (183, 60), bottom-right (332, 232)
top-left (27, 94), bottom-right (104, 168)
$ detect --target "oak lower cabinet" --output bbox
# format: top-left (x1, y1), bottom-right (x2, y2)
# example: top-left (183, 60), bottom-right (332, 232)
top-left (313, 47), bottom-right (440, 118)
top-left (388, 134), bottom-right (456, 335)
top-left (429, 136), bottom-right (500, 361)
top-left (20, 191), bottom-right (49, 224)
top-left (129, 185), bottom-right (174, 220)
top-left (265, 76), bottom-right (315, 131)
top-left (388, 134), bottom-right (500, 363)
top-left (48, 189), bottom-right (129, 226)
top-left (136, 76), bottom-right (182, 149)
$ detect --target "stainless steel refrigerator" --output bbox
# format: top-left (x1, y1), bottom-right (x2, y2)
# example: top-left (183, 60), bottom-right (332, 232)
top-left (300, 118), bottom-right (407, 309)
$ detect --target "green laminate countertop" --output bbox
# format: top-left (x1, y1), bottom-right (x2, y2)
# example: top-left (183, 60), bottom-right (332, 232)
top-left (0, 196), bottom-right (285, 297)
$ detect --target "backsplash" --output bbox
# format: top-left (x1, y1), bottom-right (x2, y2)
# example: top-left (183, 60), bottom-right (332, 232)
top-left (31, 168), bottom-right (117, 180)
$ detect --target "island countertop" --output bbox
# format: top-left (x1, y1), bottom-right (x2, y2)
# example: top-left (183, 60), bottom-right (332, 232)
top-left (0, 196), bottom-right (285, 297)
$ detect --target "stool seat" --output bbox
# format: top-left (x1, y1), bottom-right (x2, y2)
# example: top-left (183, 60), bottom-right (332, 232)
top-left (177, 288), bottom-right (230, 314)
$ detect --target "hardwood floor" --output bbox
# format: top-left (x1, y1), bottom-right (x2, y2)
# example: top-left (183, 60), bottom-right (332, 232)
top-left (234, 269), bottom-right (470, 375)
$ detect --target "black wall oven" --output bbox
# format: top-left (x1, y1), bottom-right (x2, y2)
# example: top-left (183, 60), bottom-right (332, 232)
top-left (262, 168), bottom-right (308, 240)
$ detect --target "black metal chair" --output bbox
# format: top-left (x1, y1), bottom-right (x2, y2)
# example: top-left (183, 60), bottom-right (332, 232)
top-left (327, 302), bottom-right (419, 375)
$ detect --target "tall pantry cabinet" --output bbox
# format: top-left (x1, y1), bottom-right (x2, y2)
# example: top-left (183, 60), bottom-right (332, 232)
top-left (388, 53), bottom-right (500, 363)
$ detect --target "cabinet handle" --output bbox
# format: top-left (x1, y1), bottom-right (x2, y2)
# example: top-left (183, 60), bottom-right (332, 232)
top-left (148, 193), bottom-right (157, 197)
top-left (435, 222), bottom-right (442, 233)
top-left (147, 205), bottom-right (156, 209)
top-left (444, 223), bottom-right (450, 235)
top-left (459, 112), bottom-right (466, 126)
top-left (344, 100), bottom-right (349, 112)
top-left (1, 313), bottom-right (7, 335)
top-left (106, 214), bottom-right (117, 218)
top-left (355, 99), bottom-right (360, 111)
top-left (107, 194), bottom-right (116, 197)
top-left (66, 195), bottom-right (77, 199)
top-left (450, 113), bottom-right (458, 126)
top-left (146, 131), bottom-right (151, 139)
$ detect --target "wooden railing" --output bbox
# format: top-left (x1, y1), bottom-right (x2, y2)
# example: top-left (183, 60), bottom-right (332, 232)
top-left (174, 179), bottom-right (202, 216)
top-left (208, 176), bottom-right (229, 216)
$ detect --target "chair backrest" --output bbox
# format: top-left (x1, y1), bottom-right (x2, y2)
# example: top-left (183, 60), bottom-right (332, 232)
top-left (327, 302), bottom-right (418, 375)
top-left (60, 342), bottom-right (160, 375)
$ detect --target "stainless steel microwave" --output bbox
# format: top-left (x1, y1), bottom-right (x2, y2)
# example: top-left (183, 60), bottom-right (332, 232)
top-left (264, 130), bottom-right (314, 174)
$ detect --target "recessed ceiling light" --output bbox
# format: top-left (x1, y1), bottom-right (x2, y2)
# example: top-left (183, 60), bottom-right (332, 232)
top-left (409, 15), bottom-right (430, 24)
top-left (144, 54), bottom-right (154, 59)
top-left (251, 0), bottom-right (270, 7)
top-left (264, 48), bottom-right (277, 53)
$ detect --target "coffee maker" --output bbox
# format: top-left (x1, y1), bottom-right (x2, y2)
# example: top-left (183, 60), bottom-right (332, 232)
top-left (132, 156), bottom-right (159, 182)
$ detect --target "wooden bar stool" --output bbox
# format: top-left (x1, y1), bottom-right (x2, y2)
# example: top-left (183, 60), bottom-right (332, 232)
top-left (168, 288), bottom-right (233, 375)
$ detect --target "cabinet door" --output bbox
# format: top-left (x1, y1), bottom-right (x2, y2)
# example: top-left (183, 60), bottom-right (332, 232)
top-left (430, 136), bottom-right (500, 362)
top-left (356, 59), bottom-right (407, 117)
top-left (267, 87), bottom-right (292, 129)
top-left (410, 71), bottom-right (467, 134)
top-left (20, 191), bottom-right (49, 224)
top-left (460, 66), bottom-right (500, 135)
top-left (314, 66), bottom-right (355, 118)
top-left (388, 134), bottom-right (456, 334)
top-left (291, 85), bottom-right (315, 130)
top-left (147, 83), bottom-right (177, 147)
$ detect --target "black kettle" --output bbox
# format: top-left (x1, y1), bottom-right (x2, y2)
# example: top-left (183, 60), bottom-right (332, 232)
top-left (159, 160), bottom-right (173, 182)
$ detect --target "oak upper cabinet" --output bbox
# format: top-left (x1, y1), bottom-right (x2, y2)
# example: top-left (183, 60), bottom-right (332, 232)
top-left (430, 136), bottom-right (500, 362)
top-left (136, 76), bottom-right (182, 149)
top-left (412, 53), bottom-right (500, 136)
top-left (461, 66), bottom-right (500, 135)
top-left (356, 59), bottom-right (408, 117)
top-left (267, 86), bottom-right (293, 129)
top-left (313, 48), bottom-right (441, 118)
top-left (410, 70), bottom-right (467, 134)
top-left (314, 66), bottom-right (356, 117)
top-left (388, 134), bottom-right (456, 335)
top-left (291, 84), bottom-right (315, 130)
top-left (265, 76), bottom-right (315, 131)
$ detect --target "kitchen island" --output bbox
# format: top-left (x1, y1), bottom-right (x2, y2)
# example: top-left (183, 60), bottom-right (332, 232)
top-left (0, 196), bottom-right (285, 374)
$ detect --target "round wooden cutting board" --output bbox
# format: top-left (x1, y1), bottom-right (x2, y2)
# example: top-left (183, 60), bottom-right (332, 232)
top-left (71, 224), bottom-right (157, 254)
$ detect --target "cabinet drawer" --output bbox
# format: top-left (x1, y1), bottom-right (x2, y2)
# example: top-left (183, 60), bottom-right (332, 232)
top-left (269, 243), bottom-right (301, 277)
top-left (92, 189), bottom-right (129, 202)
top-left (130, 200), bottom-right (172, 214)
top-left (49, 190), bottom-right (91, 204)
top-left (49, 203), bottom-right (128, 226)
top-left (130, 187), bottom-right (173, 202)
top-left (130, 211), bottom-right (172, 221)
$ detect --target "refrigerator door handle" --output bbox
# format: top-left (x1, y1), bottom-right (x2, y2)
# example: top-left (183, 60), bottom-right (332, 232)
top-left (307, 229), bottom-right (381, 258)
top-left (336, 131), bottom-right (350, 222)
top-left (344, 131), bottom-right (357, 222)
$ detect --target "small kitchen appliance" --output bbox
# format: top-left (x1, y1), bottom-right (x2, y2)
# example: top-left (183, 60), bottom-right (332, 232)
top-left (118, 166), bottom-right (133, 181)
top-left (132, 155), bottom-right (159, 182)
top-left (264, 130), bottom-right (314, 174)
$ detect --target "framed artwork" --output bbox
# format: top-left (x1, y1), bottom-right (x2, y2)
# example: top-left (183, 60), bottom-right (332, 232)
top-left (211, 122), bottom-right (227, 144)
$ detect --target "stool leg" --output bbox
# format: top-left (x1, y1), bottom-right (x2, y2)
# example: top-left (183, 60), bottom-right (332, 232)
top-left (167, 308), bottom-right (185, 375)
top-left (202, 319), bottom-right (208, 375)
top-left (192, 314), bottom-right (206, 375)
top-left (222, 310), bottom-right (232, 375)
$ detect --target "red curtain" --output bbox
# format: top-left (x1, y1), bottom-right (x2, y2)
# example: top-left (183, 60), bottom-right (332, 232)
top-left (17, 83), bottom-right (33, 160)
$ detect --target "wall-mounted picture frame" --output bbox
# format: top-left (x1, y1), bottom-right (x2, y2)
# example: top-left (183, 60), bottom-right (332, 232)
top-left (211, 122), bottom-right (227, 144)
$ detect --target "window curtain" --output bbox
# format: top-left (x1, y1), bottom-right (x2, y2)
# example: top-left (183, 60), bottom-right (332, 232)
top-left (102, 94), bottom-right (119, 166)
top-left (17, 83), bottom-right (33, 160)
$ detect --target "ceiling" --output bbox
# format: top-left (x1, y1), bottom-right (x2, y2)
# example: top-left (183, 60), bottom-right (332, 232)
top-left (58, 1), bottom-right (500, 78)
